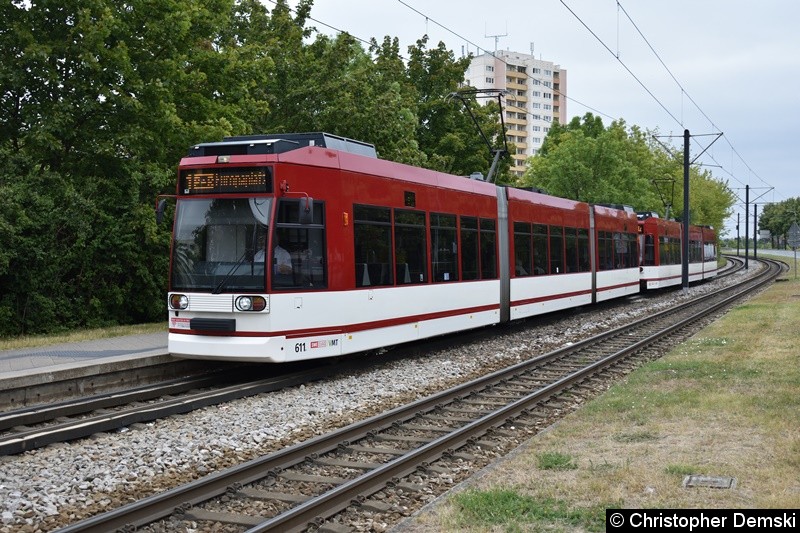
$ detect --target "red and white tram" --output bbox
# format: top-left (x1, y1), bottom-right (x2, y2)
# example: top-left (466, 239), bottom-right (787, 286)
top-left (637, 212), bottom-right (718, 290)
top-left (165, 132), bottom-right (641, 362)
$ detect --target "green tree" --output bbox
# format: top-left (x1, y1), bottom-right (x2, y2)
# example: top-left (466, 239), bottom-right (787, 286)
top-left (0, 0), bottom-right (278, 335)
top-left (759, 198), bottom-right (800, 247)
top-left (681, 169), bottom-right (735, 235)
top-left (521, 113), bottom-right (733, 232)
top-left (407, 37), bottom-right (506, 180)
top-left (521, 114), bottom-right (660, 209)
top-left (2, 0), bottom-right (740, 338)
top-left (306, 33), bottom-right (423, 165)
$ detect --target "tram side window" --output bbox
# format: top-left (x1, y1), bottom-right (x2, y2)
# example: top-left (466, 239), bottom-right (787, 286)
top-left (431, 213), bottom-right (459, 282)
top-left (514, 222), bottom-right (532, 277)
top-left (354, 205), bottom-right (393, 287)
top-left (643, 234), bottom-right (656, 266)
top-left (577, 228), bottom-right (591, 272)
top-left (613, 233), bottom-right (624, 268)
top-left (659, 236), bottom-right (670, 265)
top-left (533, 224), bottom-right (548, 275)
top-left (704, 240), bottom-right (716, 261)
top-left (273, 199), bottom-right (327, 289)
top-left (690, 240), bottom-right (702, 262)
top-left (395, 209), bottom-right (427, 284)
top-left (613, 232), bottom-right (637, 269)
top-left (460, 216), bottom-right (479, 280)
top-left (672, 237), bottom-right (679, 264)
top-left (628, 233), bottom-right (638, 267)
top-left (598, 231), bottom-right (612, 271)
top-left (565, 227), bottom-right (578, 273)
top-left (669, 237), bottom-right (677, 265)
top-left (480, 218), bottom-right (497, 279)
top-left (549, 225), bottom-right (564, 274)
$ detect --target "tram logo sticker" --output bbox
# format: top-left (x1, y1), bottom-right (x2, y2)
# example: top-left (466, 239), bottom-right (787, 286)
top-left (170, 317), bottom-right (190, 330)
top-left (295, 337), bottom-right (340, 355)
top-left (310, 338), bottom-right (338, 349)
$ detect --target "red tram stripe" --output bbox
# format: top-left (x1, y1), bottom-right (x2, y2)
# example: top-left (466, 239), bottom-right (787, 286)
top-left (643, 268), bottom-right (716, 283)
top-left (511, 288), bottom-right (592, 306)
top-left (171, 280), bottom-right (641, 339)
top-left (642, 274), bottom-right (681, 282)
top-left (509, 280), bottom-right (639, 307)
top-left (170, 303), bottom-right (501, 338)
top-left (598, 280), bottom-right (641, 292)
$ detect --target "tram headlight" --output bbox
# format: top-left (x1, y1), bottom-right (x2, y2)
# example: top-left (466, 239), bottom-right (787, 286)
top-left (237, 296), bottom-right (253, 311)
top-left (169, 294), bottom-right (189, 310)
top-left (235, 296), bottom-right (267, 312)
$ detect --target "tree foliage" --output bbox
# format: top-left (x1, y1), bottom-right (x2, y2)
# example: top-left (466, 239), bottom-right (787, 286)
top-left (0, 2), bottom-right (734, 337)
top-left (521, 113), bottom-right (734, 232)
top-left (0, 0), bottom-right (272, 335)
top-left (523, 114), bottom-right (661, 208)
top-left (759, 198), bottom-right (800, 247)
top-left (0, 0), bottom-right (496, 336)
top-left (406, 36), bottom-right (505, 178)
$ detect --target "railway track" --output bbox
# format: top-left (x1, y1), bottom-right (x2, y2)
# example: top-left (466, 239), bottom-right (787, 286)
top-left (56, 257), bottom-right (783, 533)
top-left (0, 360), bottom-right (366, 456)
top-left (0, 258), bottom-right (744, 458)
top-left (715, 254), bottom-right (744, 278)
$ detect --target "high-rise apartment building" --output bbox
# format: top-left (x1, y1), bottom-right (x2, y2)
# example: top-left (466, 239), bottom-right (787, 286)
top-left (465, 50), bottom-right (567, 177)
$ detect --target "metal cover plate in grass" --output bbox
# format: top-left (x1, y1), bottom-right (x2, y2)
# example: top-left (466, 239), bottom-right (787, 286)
top-left (682, 475), bottom-right (737, 489)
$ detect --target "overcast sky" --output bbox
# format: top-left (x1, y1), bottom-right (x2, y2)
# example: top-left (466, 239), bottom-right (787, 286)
top-left (286, 0), bottom-right (800, 235)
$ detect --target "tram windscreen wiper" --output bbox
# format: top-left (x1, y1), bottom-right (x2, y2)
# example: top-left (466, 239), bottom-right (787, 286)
top-left (212, 251), bottom-right (249, 294)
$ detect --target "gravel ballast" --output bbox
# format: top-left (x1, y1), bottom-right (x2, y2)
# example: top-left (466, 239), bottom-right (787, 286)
top-left (0, 266), bottom-right (758, 532)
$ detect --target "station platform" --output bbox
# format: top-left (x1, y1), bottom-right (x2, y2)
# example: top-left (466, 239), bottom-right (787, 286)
top-left (0, 333), bottom-right (172, 393)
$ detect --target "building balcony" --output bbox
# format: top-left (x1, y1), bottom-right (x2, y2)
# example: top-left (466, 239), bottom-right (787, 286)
top-left (505, 81), bottom-right (527, 91)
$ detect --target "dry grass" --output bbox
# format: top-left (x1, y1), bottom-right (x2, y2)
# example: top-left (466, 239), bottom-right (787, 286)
top-left (0, 322), bottom-right (166, 351)
top-left (416, 260), bottom-right (800, 531)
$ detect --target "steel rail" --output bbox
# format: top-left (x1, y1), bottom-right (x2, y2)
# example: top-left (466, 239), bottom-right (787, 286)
top-left (0, 357), bottom-right (210, 411)
top-left (0, 373), bottom-right (229, 431)
top-left (57, 258), bottom-right (783, 533)
top-left (716, 254), bottom-right (744, 278)
top-left (0, 364), bottom-right (341, 456)
top-left (3, 256), bottom-right (745, 457)
top-left (246, 257), bottom-right (782, 532)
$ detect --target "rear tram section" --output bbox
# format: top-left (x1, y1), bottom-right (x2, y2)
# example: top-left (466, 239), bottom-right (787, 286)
top-left (164, 133), bottom-right (713, 363)
top-left (638, 212), bottom-right (717, 289)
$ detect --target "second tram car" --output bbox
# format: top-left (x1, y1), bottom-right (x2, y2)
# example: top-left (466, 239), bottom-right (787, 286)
top-left (164, 133), bottom-right (712, 363)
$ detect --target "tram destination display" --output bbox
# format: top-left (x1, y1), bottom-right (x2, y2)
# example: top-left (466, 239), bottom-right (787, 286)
top-left (180, 167), bottom-right (273, 194)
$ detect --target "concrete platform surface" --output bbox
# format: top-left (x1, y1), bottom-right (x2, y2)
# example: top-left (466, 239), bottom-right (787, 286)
top-left (0, 333), bottom-right (169, 382)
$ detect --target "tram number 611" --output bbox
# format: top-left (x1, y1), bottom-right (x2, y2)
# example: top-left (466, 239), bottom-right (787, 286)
top-left (294, 342), bottom-right (307, 353)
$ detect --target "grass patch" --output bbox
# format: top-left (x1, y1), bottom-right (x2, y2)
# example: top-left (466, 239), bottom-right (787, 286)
top-left (0, 322), bottom-right (166, 351)
top-left (665, 464), bottom-right (700, 477)
top-left (536, 451), bottom-right (578, 470)
top-left (587, 458), bottom-right (627, 472)
top-left (693, 337), bottom-right (731, 347)
top-left (613, 429), bottom-right (659, 443)
top-left (419, 270), bottom-right (800, 531)
top-left (450, 488), bottom-right (609, 532)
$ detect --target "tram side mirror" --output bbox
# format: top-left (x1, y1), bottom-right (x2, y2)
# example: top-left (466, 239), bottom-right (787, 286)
top-left (155, 198), bottom-right (168, 224)
top-left (298, 197), bottom-right (314, 225)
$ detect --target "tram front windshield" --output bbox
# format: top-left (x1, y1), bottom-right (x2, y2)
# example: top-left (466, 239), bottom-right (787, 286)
top-left (170, 197), bottom-right (272, 293)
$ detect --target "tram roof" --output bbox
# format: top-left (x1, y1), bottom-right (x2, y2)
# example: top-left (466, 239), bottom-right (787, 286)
top-left (188, 132), bottom-right (378, 158)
